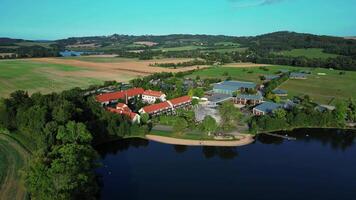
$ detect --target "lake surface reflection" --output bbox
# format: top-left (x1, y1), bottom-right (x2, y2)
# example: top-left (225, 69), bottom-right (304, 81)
top-left (96, 129), bottom-right (356, 200)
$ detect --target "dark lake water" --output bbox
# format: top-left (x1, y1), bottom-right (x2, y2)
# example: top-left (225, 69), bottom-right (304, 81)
top-left (96, 129), bottom-right (356, 200)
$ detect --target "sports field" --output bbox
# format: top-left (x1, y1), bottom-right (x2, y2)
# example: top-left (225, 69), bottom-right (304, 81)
top-left (0, 133), bottom-right (29, 200)
top-left (276, 48), bottom-right (339, 59)
top-left (188, 65), bottom-right (356, 104)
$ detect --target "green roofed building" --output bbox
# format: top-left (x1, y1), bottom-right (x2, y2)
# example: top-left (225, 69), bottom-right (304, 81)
top-left (253, 101), bottom-right (282, 116)
top-left (272, 89), bottom-right (288, 97)
top-left (213, 81), bottom-right (257, 95)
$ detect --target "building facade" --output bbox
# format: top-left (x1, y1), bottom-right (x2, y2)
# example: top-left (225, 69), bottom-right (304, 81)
top-left (142, 90), bottom-right (167, 104)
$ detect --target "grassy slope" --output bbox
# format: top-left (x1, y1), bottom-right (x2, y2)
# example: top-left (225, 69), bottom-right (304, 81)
top-left (0, 60), bottom-right (103, 97)
top-left (188, 65), bottom-right (356, 104)
top-left (0, 133), bottom-right (29, 200)
top-left (276, 48), bottom-right (339, 59)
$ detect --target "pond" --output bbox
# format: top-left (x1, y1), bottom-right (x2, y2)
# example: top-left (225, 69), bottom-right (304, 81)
top-left (59, 50), bottom-right (102, 57)
top-left (96, 129), bottom-right (356, 200)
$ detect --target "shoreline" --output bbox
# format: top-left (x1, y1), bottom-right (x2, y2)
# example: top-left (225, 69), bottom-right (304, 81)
top-left (145, 134), bottom-right (255, 147)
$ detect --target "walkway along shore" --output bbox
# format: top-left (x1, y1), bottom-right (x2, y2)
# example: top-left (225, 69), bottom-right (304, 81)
top-left (145, 134), bottom-right (255, 147)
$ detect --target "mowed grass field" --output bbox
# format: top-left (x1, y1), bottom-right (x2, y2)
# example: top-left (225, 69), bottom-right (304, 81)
top-left (0, 60), bottom-right (105, 97)
top-left (0, 133), bottom-right (29, 200)
top-left (276, 48), bottom-right (339, 59)
top-left (188, 65), bottom-right (356, 104)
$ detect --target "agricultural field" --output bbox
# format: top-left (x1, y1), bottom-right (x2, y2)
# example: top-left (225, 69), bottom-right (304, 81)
top-left (0, 133), bottom-right (28, 200)
top-left (275, 48), bottom-right (339, 59)
top-left (61, 56), bottom-right (138, 63)
top-left (203, 47), bottom-right (247, 53)
top-left (153, 45), bottom-right (207, 52)
top-left (0, 57), bottom-right (207, 97)
top-left (188, 64), bottom-right (356, 104)
top-left (0, 59), bottom-right (106, 97)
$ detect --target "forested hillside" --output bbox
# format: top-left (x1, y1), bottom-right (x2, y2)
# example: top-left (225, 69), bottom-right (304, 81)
top-left (2, 31), bottom-right (356, 70)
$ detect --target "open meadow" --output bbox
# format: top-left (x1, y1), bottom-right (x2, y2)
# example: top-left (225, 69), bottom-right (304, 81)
top-left (188, 64), bottom-right (356, 104)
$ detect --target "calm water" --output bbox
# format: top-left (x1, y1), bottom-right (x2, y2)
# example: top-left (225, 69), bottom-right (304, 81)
top-left (96, 129), bottom-right (356, 200)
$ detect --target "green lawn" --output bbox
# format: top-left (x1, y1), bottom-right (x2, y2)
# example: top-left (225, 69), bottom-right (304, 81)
top-left (150, 129), bottom-right (214, 140)
top-left (188, 65), bottom-right (356, 104)
top-left (0, 60), bottom-right (104, 97)
top-left (276, 48), bottom-right (339, 59)
top-left (0, 133), bottom-right (29, 200)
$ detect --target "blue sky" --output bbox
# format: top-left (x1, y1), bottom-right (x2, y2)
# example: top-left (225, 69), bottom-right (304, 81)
top-left (0, 0), bottom-right (355, 40)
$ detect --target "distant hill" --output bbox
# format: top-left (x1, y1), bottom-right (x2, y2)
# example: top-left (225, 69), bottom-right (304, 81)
top-left (1, 31), bottom-right (356, 70)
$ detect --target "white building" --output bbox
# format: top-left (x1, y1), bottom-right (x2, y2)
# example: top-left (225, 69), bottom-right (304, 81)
top-left (142, 90), bottom-right (166, 104)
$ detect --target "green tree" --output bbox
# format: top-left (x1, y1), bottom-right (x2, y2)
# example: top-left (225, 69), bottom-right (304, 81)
top-left (218, 101), bottom-right (241, 131)
top-left (141, 113), bottom-right (150, 124)
top-left (333, 101), bottom-right (348, 126)
top-left (199, 116), bottom-right (218, 135)
top-left (173, 118), bottom-right (188, 134)
top-left (273, 109), bottom-right (287, 119)
top-left (52, 100), bottom-right (75, 124)
top-left (56, 121), bottom-right (93, 144)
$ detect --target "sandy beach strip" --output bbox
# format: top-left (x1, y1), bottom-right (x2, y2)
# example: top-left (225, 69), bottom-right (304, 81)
top-left (145, 134), bottom-right (254, 147)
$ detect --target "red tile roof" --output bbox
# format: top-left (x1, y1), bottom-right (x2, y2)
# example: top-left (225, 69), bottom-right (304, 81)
top-left (107, 107), bottom-right (138, 121)
top-left (141, 101), bottom-right (171, 114)
top-left (143, 90), bottom-right (164, 97)
top-left (116, 103), bottom-right (131, 112)
top-left (169, 96), bottom-right (192, 106)
top-left (96, 88), bottom-right (144, 103)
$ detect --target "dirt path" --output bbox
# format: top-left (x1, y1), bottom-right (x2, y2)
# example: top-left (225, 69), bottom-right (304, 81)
top-left (0, 134), bottom-right (29, 200)
top-left (146, 134), bottom-right (254, 147)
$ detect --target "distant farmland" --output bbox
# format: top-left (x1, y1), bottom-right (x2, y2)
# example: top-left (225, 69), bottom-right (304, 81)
top-left (275, 48), bottom-right (339, 59)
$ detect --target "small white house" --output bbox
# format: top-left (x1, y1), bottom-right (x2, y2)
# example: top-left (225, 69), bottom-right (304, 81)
top-left (142, 90), bottom-right (166, 104)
